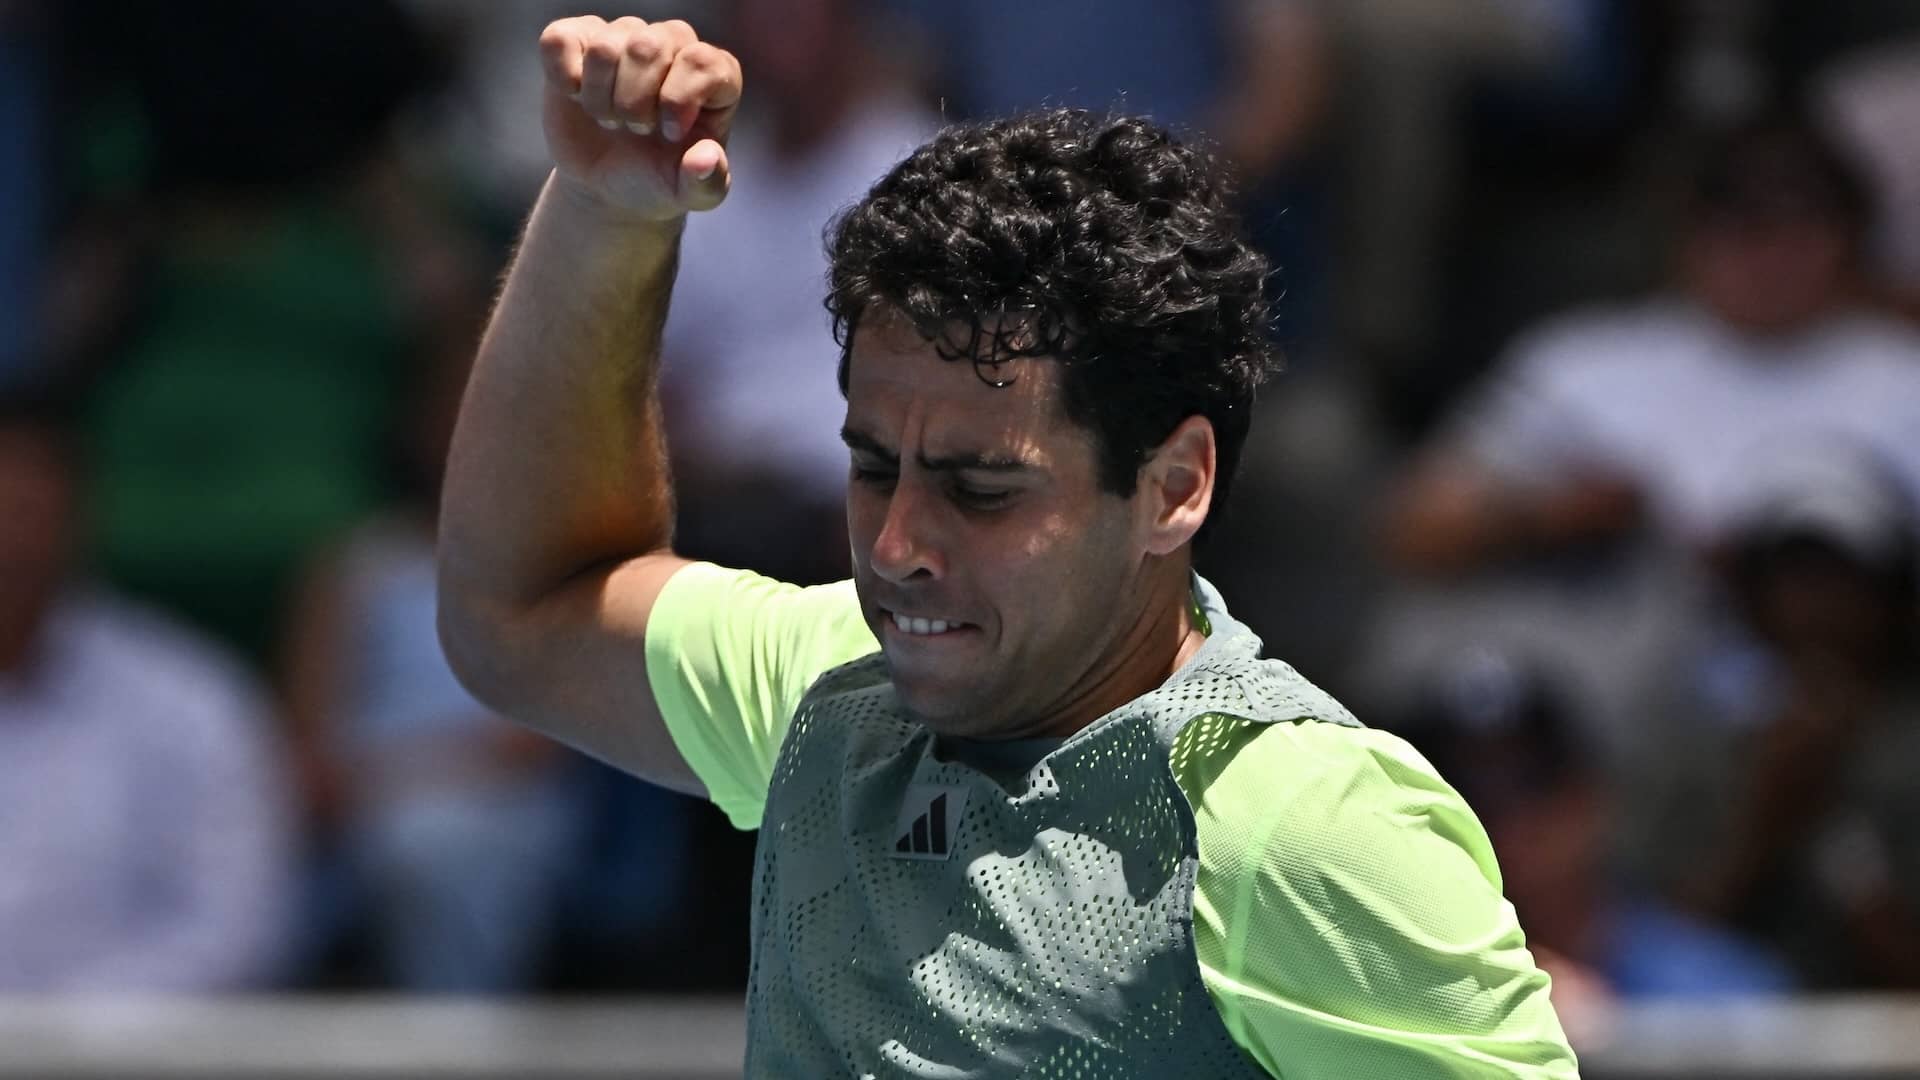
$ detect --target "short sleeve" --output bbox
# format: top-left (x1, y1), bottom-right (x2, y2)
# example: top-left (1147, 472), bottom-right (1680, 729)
top-left (1175, 716), bottom-right (1578, 1079)
top-left (644, 562), bottom-right (878, 829)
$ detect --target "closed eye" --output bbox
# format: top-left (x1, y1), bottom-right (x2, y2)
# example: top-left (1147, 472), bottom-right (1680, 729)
top-left (950, 483), bottom-right (1014, 510)
top-left (851, 463), bottom-right (897, 491)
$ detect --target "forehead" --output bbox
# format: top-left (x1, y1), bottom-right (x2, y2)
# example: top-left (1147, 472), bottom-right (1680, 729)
top-left (843, 317), bottom-right (1085, 457)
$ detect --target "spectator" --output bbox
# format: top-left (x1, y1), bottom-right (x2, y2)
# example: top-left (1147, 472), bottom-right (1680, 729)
top-left (660, 0), bottom-right (937, 584)
top-left (55, 0), bottom-right (469, 664)
top-left (0, 383), bottom-right (294, 992)
top-left (1326, 0), bottom-right (1651, 429)
top-left (1816, 35), bottom-right (1920, 322)
top-left (282, 346), bottom-right (592, 992)
top-left (1390, 645), bottom-right (1793, 1040)
top-left (1629, 442), bottom-right (1920, 988)
top-left (1386, 112), bottom-right (1920, 575)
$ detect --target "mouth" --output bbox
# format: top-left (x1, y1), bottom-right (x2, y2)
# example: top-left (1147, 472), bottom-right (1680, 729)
top-left (879, 607), bottom-right (975, 638)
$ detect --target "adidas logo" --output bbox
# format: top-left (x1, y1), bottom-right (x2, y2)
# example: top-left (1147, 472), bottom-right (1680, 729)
top-left (896, 794), bottom-right (952, 856)
top-left (889, 784), bottom-right (969, 861)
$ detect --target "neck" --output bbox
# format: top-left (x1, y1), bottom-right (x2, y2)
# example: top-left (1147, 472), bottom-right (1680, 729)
top-left (0, 616), bottom-right (43, 679)
top-left (1031, 563), bottom-right (1202, 740)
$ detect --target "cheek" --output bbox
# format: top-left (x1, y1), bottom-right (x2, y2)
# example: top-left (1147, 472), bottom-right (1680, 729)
top-left (845, 490), bottom-right (877, 556)
top-left (993, 505), bottom-right (1135, 615)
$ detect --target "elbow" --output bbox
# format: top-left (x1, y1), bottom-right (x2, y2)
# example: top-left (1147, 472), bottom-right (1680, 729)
top-left (436, 586), bottom-right (526, 717)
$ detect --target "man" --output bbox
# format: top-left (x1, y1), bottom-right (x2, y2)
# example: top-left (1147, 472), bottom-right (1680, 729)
top-left (1634, 442), bottom-right (1920, 989)
top-left (0, 384), bottom-right (293, 990)
top-left (1369, 112), bottom-right (1920, 770)
top-left (1385, 113), bottom-right (1920, 575)
top-left (438, 15), bottom-right (1575, 1076)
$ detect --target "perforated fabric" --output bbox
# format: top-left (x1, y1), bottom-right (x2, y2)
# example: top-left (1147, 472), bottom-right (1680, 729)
top-left (1176, 714), bottom-right (1578, 1078)
top-left (743, 579), bottom-right (1353, 1078)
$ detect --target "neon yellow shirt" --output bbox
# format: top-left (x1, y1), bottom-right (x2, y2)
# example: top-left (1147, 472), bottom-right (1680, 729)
top-left (645, 562), bottom-right (1578, 1078)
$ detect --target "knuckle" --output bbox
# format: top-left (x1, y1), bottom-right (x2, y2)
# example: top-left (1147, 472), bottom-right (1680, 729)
top-left (624, 34), bottom-right (662, 64)
top-left (583, 34), bottom-right (623, 66)
top-left (656, 19), bottom-right (696, 41)
top-left (677, 42), bottom-right (722, 72)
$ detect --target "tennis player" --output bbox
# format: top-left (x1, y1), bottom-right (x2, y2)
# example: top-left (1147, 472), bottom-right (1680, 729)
top-left (438, 15), bottom-right (1578, 1077)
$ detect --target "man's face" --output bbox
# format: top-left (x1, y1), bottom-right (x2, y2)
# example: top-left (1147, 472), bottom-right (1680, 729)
top-left (1683, 209), bottom-right (1854, 335)
top-left (841, 318), bottom-right (1154, 738)
top-left (0, 427), bottom-right (74, 659)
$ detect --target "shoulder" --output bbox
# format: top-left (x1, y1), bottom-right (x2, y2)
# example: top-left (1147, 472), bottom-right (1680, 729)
top-left (1498, 300), bottom-right (1706, 379)
top-left (799, 651), bottom-right (893, 704)
top-left (1822, 312), bottom-right (1920, 382)
top-left (1830, 309), bottom-right (1920, 351)
top-left (50, 589), bottom-right (271, 738)
top-left (1175, 711), bottom-right (1474, 818)
top-left (1177, 713), bottom-right (1514, 951)
top-left (1181, 717), bottom-right (1575, 1071)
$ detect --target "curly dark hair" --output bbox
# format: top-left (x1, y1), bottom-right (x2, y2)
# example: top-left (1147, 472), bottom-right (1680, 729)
top-left (825, 109), bottom-right (1278, 546)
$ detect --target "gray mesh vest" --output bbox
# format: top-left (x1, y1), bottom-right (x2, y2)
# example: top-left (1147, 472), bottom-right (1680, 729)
top-left (744, 577), bottom-right (1360, 1078)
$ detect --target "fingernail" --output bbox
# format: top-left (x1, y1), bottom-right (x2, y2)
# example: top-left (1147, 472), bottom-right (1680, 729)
top-left (694, 159), bottom-right (718, 180)
top-left (660, 117), bottom-right (683, 142)
top-left (627, 120), bottom-right (653, 135)
top-left (597, 118), bottom-right (620, 131)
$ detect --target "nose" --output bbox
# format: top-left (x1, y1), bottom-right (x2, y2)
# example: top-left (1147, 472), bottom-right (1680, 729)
top-left (868, 476), bottom-right (943, 585)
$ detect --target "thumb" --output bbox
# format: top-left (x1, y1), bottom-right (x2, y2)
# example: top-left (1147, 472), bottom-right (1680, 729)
top-left (678, 139), bottom-right (732, 212)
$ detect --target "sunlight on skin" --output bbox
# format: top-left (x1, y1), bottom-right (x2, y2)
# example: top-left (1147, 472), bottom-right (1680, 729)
top-left (840, 314), bottom-right (1205, 740)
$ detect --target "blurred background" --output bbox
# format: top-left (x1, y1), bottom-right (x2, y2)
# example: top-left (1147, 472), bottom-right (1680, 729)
top-left (5, 0), bottom-right (1920, 1074)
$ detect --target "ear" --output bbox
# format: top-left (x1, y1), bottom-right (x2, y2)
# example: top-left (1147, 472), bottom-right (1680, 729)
top-left (1139, 415), bottom-right (1216, 557)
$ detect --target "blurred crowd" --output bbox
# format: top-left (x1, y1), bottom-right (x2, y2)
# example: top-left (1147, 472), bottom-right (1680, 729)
top-left (5, 0), bottom-right (1920, 1032)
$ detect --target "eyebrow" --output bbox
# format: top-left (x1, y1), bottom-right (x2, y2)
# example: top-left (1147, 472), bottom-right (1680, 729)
top-left (840, 426), bottom-right (1035, 473)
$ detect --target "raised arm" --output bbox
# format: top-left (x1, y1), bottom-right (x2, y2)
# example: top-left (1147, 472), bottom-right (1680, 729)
top-left (437, 16), bottom-right (741, 792)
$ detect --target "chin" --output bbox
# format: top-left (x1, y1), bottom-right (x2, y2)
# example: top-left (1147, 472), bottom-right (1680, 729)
top-left (889, 676), bottom-right (991, 735)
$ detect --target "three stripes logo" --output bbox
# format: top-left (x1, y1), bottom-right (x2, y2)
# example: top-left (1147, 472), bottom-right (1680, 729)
top-left (889, 784), bottom-right (970, 861)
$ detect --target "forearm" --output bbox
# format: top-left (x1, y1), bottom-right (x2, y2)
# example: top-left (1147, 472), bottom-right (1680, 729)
top-left (440, 176), bottom-right (683, 628)
top-left (1386, 455), bottom-right (1641, 575)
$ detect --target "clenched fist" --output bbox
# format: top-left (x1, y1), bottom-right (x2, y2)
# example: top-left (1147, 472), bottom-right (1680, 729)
top-left (539, 16), bottom-right (742, 219)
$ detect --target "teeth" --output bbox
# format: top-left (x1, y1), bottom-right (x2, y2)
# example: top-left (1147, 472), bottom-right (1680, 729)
top-left (890, 612), bottom-right (957, 635)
